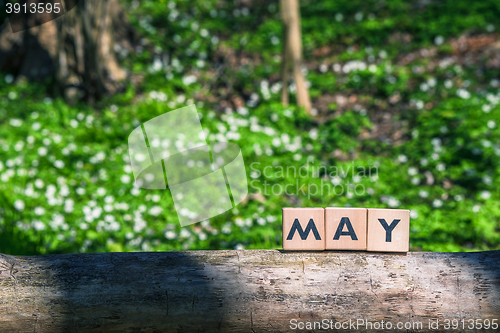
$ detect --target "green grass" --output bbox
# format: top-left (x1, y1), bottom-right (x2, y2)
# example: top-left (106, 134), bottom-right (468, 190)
top-left (0, 0), bottom-right (499, 254)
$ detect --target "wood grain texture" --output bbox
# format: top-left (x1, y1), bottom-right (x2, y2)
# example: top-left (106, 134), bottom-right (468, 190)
top-left (325, 207), bottom-right (367, 250)
top-left (1, 250), bottom-right (499, 332)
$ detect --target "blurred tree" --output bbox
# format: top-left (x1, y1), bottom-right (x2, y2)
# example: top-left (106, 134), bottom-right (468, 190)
top-left (0, 0), bottom-right (136, 104)
top-left (280, 0), bottom-right (311, 114)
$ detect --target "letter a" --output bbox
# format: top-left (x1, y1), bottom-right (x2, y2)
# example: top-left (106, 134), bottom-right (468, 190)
top-left (333, 217), bottom-right (358, 240)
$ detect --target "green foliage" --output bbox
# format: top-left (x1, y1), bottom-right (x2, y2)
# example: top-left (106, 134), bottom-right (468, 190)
top-left (0, 0), bottom-right (499, 254)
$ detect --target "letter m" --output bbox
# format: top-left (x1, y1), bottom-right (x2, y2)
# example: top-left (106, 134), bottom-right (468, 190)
top-left (286, 218), bottom-right (321, 240)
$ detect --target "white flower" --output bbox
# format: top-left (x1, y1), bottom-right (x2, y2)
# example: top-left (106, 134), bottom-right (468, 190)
top-left (32, 220), bottom-right (45, 231)
top-left (121, 175), bottom-right (131, 183)
top-left (432, 199), bottom-right (443, 208)
top-left (14, 199), bottom-right (25, 211)
top-left (418, 190), bottom-right (429, 198)
top-left (49, 214), bottom-right (65, 230)
top-left (34, 207), bottom-right (45, 215)
top-left (456, 88), bottom-right (470, 99)
top-left (237, 107), bottom-right (249, 116)
top-left (64, 199), bottom-right (74, 213)
top-left (54, 160), bottom-right (65, 169)
top-left (149, 206), bottom-right (163, 216)
top-left (182, 75), bottom-right (197, 86)
top-left (104, 221), bottom-right (120, 232)
top-left (342, 60), bottom-right (367, 73)
top-left (104, 214), bottom-right (115, 223)
top-left (480, 191), bottom-right (491, 200)
top-left (133, 217), bottom-right (147, 233)
top-left (97, 187), bottom-right (106, 196)
top-left (408, 167), bottom-right (418, 176)
top-left (222, 223), bottom-right (231, 234)
top-left (434, 35), bottom-right (444, 45)
top-left (387, 197), bottom-right (400, 208)
top-left (309, 128), bottom-right (318, 140)
top-left (235, 218), bottom-right (245, 227)
top-left (165, 231), bottom-right (177, 239)
top-left (35, 179), bottom-right (44, 188)
top-left (431, 138), bottom-right (442, 147)
top-left (36, 147), bottom-right (47, 156)
top-left (10, 118), bottom-right (22, 127)
top-left (4, 74), bottom-right (14, 83)
top-left (14, 141), bottom-right (24, 151)
top-left (134, 153), bottom-right (146, 162)
top-left (397, 155), bottom-right (408, 163)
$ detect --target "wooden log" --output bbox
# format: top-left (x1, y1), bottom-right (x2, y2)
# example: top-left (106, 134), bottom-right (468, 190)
top-left (1, 250), bottom-right (499, 332)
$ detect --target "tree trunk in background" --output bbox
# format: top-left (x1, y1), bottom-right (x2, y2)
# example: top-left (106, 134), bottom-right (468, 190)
top-left (0, 0), bottom-right (136, 104)
top-left (280, 0), bottom-right (311, 114)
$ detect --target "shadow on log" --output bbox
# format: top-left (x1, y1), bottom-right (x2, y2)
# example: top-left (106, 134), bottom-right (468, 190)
top-left (0, 250), bottom-right (499, 332)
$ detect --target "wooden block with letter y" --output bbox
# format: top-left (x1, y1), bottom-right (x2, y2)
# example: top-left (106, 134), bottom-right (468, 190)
top-left (366, 208), bottom-right (410, 252)
top-left (282, 208), bottom-right (325, 251)
top-left (325, 207), bottom-right (367, 250)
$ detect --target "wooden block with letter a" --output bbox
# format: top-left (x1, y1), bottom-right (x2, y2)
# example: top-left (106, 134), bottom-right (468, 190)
top-left (366, 208), bottom-right (410, 252)
top-left (325, 207), bottom-right (367, 250)
top-left (282, 208), bottom-right (325, 251)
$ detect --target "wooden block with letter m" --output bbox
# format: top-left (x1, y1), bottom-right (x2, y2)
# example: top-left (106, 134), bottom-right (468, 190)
top-left (282, 208), bottom-right (325, 251)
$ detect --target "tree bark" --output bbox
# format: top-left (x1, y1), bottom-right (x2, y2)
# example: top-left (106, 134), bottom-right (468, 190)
top-left (280, 0), bottom-right (312, 114)
top-left (1, 250), bottom-right (499, 332)
top-left (0, 0), bottom-right (136, 104)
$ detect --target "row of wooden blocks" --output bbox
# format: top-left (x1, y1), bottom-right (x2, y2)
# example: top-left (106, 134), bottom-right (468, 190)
top-left (283, 208), bottom-right (410, 252)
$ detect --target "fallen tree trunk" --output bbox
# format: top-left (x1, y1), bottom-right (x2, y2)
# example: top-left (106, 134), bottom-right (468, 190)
top-left (0, 250), bottom-right (499, 332)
